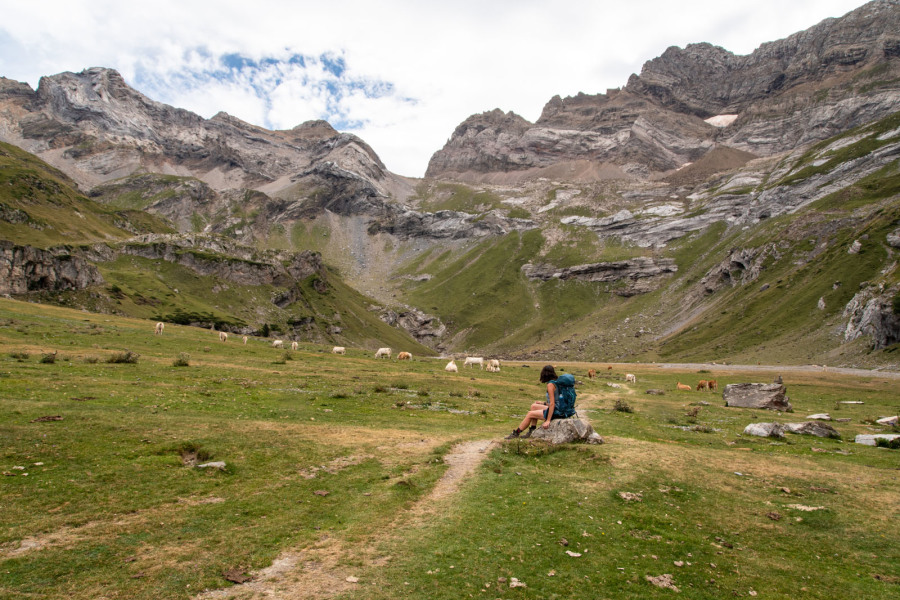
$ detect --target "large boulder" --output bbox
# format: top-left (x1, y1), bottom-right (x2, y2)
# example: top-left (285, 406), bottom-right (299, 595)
top-left (531, 419), bottom-right (604, 445)
top-left (743, 422), bottom-right (786, 438)
top-left (785, 422), bottom-right (841, 439)
top-left (855, 434), bottom-right (900, 446)
top-left (724, 383), bottom-right (792, 411)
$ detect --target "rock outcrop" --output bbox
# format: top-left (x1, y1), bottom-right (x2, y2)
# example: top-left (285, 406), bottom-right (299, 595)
top-left (522, 257), bottom-right (677, 296)
top-left (0, 241), bottom-right (104, 295)
top-left (842, 284), bottom-right (900, 349)
top-left (724, 383), bottom-right (793, 411)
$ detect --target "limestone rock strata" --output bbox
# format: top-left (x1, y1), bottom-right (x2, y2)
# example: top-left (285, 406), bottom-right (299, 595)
top-left (521, 257), bottom-right (677, 296)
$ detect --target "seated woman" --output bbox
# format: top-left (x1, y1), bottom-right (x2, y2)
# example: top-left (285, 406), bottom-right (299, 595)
top-left (506, 364), bottom-right (559, 439)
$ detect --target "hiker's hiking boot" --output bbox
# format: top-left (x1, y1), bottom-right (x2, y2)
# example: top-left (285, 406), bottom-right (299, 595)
top-left (521, 426), bottom-right (536, 439)
top-left (505, 429), bottom-right (520, 439)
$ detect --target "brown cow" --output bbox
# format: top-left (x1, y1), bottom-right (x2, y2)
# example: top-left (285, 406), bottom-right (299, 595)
top-left (397, 351), bottom-right (412, 360)
top-left (708, 379), bottom-right (718, 391)
top-left (676, 382), bottom-right (692, 391)
top-left (697, 380), bottom-right (709, 391)
top-left (587, 369), bottom-right (596, 380)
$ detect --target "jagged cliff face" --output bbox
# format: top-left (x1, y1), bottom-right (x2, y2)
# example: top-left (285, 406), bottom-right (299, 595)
top-left (427, 0), bottom-right (900, 182)
top-left (0, 67), bottom-right (401, 200)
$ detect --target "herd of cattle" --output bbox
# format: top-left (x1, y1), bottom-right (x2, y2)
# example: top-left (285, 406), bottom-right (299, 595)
top-left (153, 322), bottom-right (718, 389)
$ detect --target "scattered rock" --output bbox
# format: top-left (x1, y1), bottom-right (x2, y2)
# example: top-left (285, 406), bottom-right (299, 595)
top-left (618, 492), bottom-right (643, 502)
top-left (767, 512), bottom-right (782, 521)
top-left (724, 383), bottom-right (792, 411)
top-left (876, 416), bottom-right (899, 426)
top-left (196, 461), bottom-right (227, 470)
top-left (346, 576), bottom-right (359, 583)
top-left (509, 577), bottom-right (527, 588)
top-left (223, 568), bottom-right (253, 584)
top-left (807, 413), bottom-right (831, 421)
top-left (30, 415), bottom-right (63, 422)
top-left (646, 573), bottom-right (680, 592)
top-left (313, 490), bottom-right (330, 496)
top-left (855, 434), bottom-right (900, 446)
top-left (565, 551), bottom-right (582, 557)
top-left (787, 504), bottom-right (826, 512)
top-left (784, 422), bottom-right (841, 439)
top-left (743, 422), bottom-right (785, 438)
top-left (645, 389), bottom-right (665, 395)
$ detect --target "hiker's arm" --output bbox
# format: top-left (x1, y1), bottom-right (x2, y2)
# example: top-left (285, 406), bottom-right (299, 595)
top-left (543, 382), bottom-right (556, 428)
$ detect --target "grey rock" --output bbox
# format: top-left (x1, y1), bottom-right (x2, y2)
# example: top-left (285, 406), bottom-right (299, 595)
top-left (842, 284), bottom-right (900, 349)
top-left (724, 383), bottom-right (793, 411)
top-left (522, 257), bottom-right (677, 296)
top-left (855, 434), bottom-right (900, 446)
top-left (876, 416), bottom-right (899, 426)
top-left (645, 389), bottom-right (666, 395)
top-left (807, 413), bottom-right (832, 421)
top-left (0, 241), bottom-right (104, 295)
top-left (784, 422), bottom-right (841, 438)
top-left (530, 419), bottom-right (603, 445)
top-left (196, 461), bottom-right (227, 470)
top-left (743, 422), bottom-right (786, 438)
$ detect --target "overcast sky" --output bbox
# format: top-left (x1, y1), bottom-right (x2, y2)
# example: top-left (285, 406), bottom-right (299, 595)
top-left (0, 0), bottom-right (871, 177)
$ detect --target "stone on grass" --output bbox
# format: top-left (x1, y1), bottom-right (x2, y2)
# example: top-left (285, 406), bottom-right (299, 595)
top-left (646, 574), bottom-right (680, 592)
top-left (743, 422), bottom-right (785, 438)
top-left (784, 422), bottom-right (841, 439)
top-left (876, 416), bottom-right (899, 426)
top-left (197, 461), bottom-right (227, 470)
top-left (531, 419), bottom-right (604, 444)
top-left (807, 413), bottom-right (831, 421)
top-left (855, 434), bottom-right (900, 446)
top-left (645, 389), bottom-right (665, 395)
top-left (724, 383), bottom-right (792, 411)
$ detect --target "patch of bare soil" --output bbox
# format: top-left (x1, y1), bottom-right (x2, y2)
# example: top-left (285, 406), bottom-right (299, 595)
top-left (660, 145), bottom-right (757, 187)
top-left (193, 438), bottom-right (497, 600)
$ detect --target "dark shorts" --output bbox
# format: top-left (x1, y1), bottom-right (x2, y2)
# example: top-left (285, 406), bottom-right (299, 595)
top-left (543, 408), bottom-right (568, 421)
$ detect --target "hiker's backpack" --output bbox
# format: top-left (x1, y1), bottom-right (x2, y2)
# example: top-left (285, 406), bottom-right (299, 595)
top-left (551, 373), bottom-right (577, 418)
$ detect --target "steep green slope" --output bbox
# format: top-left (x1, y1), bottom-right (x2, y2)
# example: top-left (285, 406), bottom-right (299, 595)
top-left (0, 142), bottom-right (173, 246)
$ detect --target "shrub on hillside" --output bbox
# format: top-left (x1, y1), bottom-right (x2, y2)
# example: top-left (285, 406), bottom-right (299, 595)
top-left (614, 399), bottom-right (634, 413)
top-left (107, 351), bottom-right (139, 364)
top-left (173, 353), bottom-right (190, 367)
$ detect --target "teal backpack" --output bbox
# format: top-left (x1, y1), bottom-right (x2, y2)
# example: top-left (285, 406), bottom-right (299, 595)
top-left (551, 373), bottom-right (577, 419)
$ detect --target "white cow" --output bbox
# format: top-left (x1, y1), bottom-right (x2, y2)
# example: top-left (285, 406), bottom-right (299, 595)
top-left (154, 322), bottom-right (164, 335)
top-left (291, 341), bottom-right (299, 351)
top-left (486, 359), bottom-right (500, 372)
top-left (332, 346), bottom-right (346, 354)
top-left (272, 340), bottom-right (284, 348)
top-left (375, 347), bottom-right (392, 359)
top-left (219, 331), bottom-right (228, 342)
top-left (242, 336), bottom-right (248, 345)
top-left (445, 359), bottom-right (458, 373)
top-left (625, 373), bottom-right (636, 383)
top-left (463, 357), bottom-right (484, 369)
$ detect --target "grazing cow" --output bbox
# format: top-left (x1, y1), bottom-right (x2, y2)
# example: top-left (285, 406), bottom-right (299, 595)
top-left (463, 357), bottom-right (484, 369)
top-left (291, 341), bottom-right (299, 351)
top-left (486, 359), bottom-right (500, 372)
top-left (607, 366), bottom-right (613, 371)
top-left (697, 380), bottom-right (709, 391)
top-left (273, 340), bottom-right (284, 348)
top-left (154, 322), bottom-right (165, 335)
top-left (397, 351), bottom-right (412, 360)
top-left (242, 336), bottom-right (248, 344)
top-left (375, 347), bottom-right (391, 359)
top-left (708, 379), bottom-right (718, 391)
top-left (445, 359), bottom-right (458, 373)
top-left (587, 369), bottom-right (596, 380)
top-left (219, 331), bottom-right (228, 342)
top-left (332, 346), bottom-right (346, 355)
top-left (625, 373), bottom-right (636, 383)
top-left (676, 382), bottom-right (692, 391)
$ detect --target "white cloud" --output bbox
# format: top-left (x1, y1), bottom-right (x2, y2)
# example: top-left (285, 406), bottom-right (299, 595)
top-left (0, 0), bottom-right (873, 177)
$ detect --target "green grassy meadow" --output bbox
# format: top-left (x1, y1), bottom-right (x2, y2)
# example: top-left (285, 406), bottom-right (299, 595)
top-left (1, 298), bottom-right (898, 599)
